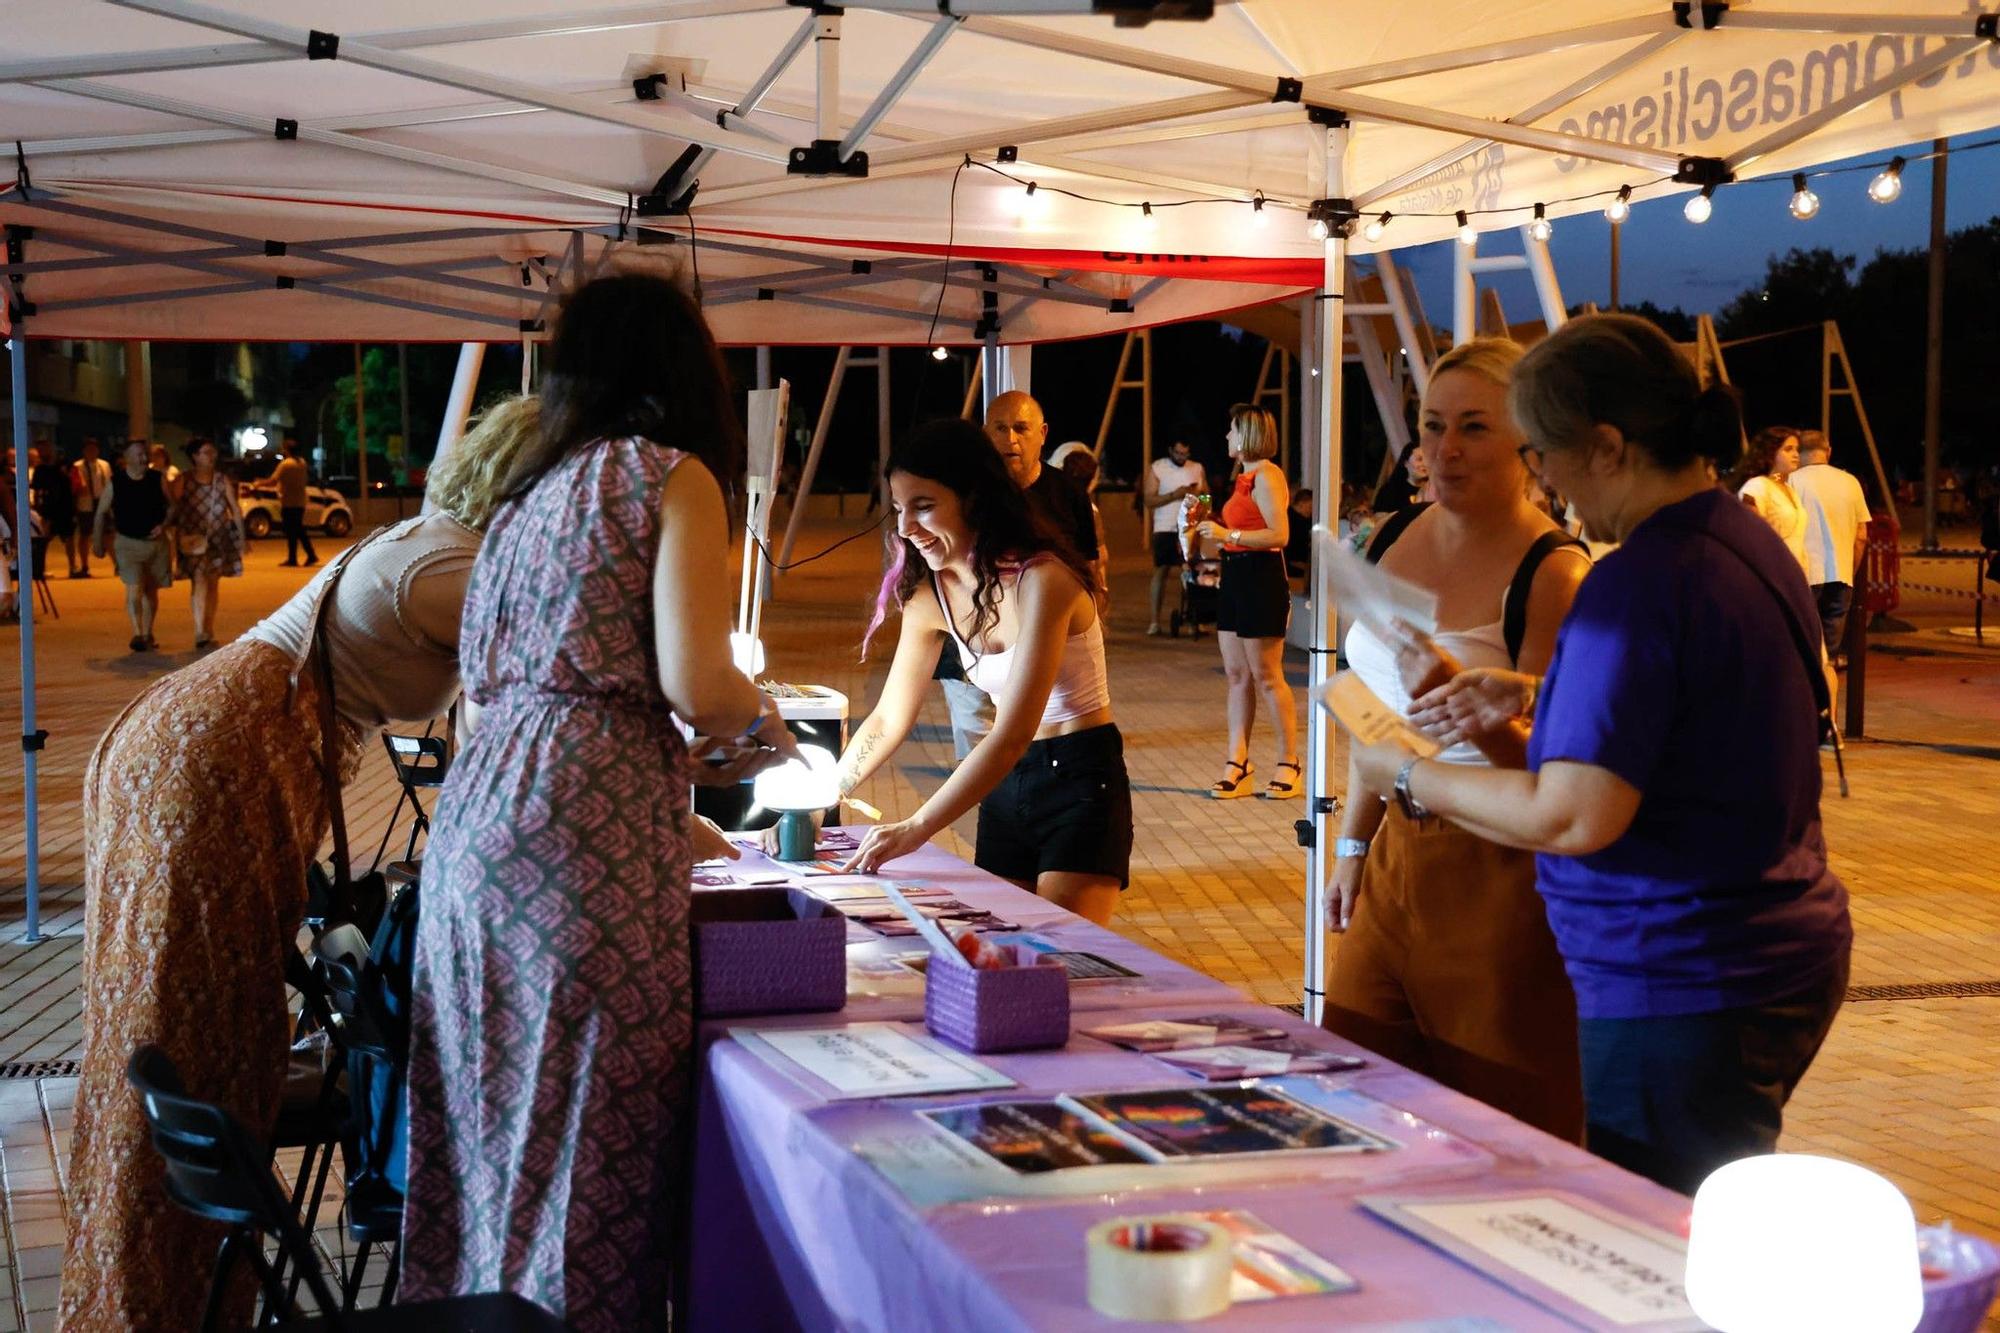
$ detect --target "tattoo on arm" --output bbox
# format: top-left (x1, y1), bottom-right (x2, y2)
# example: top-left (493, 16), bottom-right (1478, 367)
top-left (840, 729), bottom-right (880, 795)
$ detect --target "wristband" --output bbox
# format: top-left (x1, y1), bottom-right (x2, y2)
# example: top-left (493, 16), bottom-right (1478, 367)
top-left (744, 706), bottom-right (769, 738)
top-left (1335, 837), bottom-right (1371, 859)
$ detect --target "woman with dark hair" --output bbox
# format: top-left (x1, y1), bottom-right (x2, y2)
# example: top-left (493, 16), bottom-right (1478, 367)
top-left (834, 417), bottom-right (1130, 925)
top-left (1732, 425), bottom-right (1809, 577)
top-left (401, 273), bottom-right (795, 1330)
top-left (170, 436), bottom-right (245, 650)
top-left (1347, 313), bottom-right (1851, 1195)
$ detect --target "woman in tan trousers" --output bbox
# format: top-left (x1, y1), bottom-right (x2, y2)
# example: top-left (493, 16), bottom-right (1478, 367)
top-left (1325, 338), bottom-right (1591, 1141)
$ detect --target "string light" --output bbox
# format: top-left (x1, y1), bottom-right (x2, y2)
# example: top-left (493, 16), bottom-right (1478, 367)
top-left (1788, 172), bottom-right (1820, 220)
top-left (1363, 212), bottom-right (1390, 243)
top-left (1606, 184), bottom-right (1632, 224)
top-left (1251, 193), bottom-right (1269, 228)
top-left (1684, 185), bottom-right (1715, 224)
top-left (1868, 156), bottom-right (1905, 204)
top-left (931, 345), bottom-right (949, 361)
top-left (1455, 210), bottom-right (1477, 247)
top-left (1528, 202), bottom-right (1552, 243)
top-left (1137, 200), bottom-right (1157, 233)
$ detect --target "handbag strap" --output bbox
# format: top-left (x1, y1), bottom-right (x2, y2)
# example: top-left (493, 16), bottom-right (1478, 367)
top-left (297, 529), bottom-right (391, 888)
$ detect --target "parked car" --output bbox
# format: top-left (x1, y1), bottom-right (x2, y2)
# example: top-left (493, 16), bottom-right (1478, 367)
top-left (238, 479), bottom-right (353, 539)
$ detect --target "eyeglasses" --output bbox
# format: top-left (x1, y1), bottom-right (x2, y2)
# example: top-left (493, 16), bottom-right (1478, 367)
top-left (1516, 443), bottom-right (1545, 473)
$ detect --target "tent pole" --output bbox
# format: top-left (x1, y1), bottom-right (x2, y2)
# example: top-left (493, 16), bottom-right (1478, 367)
top-left (875, 346), bottom-right (892, 513)
top-left (354, 344), bottom-right (369, 524)
top-left (1922, 138), bottom-right (1946, 549)
top-left (779, 345), bottom-right (849, 568)
top-left (1522, 225), bottom-right (1568, 333)
top-left (1304, 119), bottom-right (1351, 1022)
top-left (423, 342), bottom-right (483, 515)
top-left (1451, 236), bottom-right (1475, 350)
top-left (10, 325), bottom-right (42, 943)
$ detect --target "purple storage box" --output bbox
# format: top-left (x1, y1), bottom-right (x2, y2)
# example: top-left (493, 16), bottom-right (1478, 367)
top-left (1917, 1229), bottom-right (2000, 1333)
top-left (923, 952), bottom-right (1070, 1053)
top-left (691, 887), bottom-right (846, 1018)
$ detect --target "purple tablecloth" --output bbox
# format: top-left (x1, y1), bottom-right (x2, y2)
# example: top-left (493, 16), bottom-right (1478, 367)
top-left (686, 839), bottom-right (1693, 1331)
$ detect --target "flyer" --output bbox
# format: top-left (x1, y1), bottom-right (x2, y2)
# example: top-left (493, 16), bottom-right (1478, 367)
top-left (1082, 1014), bottom-right (1290, 1053)
top-left (920, 1099), bottom-right (1149, 1173)
top-left (1152, 1040), bottom-right (1366, 1081)
top-left (1065, 1084), bottom-right (1396, 1159)
top-left (1362, 1194), bottom-right (1704, 1331)
top-left (895, 941), bottom-right (1140, 983)
top-left (690, 869), bottom-right (792, 888)
top-left (731, 1023), bottom-right (1015, 1100)
top-left (1317, 671), bottom-right (1441, 757)
top-left (1189, 1209), bottom-right (1358, 1302)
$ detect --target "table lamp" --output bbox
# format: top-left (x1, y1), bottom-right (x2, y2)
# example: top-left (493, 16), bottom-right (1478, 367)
top-left (751, 745), bottom-right (838, 861)
top-left (730, 631), bottom-right (766, 678)
top-left (1686, 1152), bottom-right (1922, 1333)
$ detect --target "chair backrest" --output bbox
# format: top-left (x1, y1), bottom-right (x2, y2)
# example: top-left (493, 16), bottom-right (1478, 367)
top-left (383, 732), bottom-right (450, 789)
top-left (126, 1046), bottom-right (349, 1321)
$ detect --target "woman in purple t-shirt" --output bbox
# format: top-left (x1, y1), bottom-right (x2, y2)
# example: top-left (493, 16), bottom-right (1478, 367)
top-left (1346, 314), bottom-right (1852, 1196)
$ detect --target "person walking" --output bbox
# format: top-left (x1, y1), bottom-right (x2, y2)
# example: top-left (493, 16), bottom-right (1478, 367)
top-left (91, 439), bottom-right (171, 652)
top-left (1734, 426), bottom-right (1809, 578)
top-left (58, 400), bottom-right (540, 1333)
top-left (1790, 429), bottom-right (1872, 655)
top-left (69, 437), bottom-right (111, 576)
top-left (30, 440), bottom-right (76, 578)
top-left (275, 435), bottom-right (319, 567)
top-left (1326, 338), bottom-right (1590, 1143)
top-left (1194, 404), bottom-right (1300, 800)
top-left (1352, 314), bottom-right (1851, 1195)
top-left (1144, 435), bottom-right (1206, 634)
top-left (401, 275), bottom-right (791, 1331)
top-left (169, 436), bottom-right (246, 650)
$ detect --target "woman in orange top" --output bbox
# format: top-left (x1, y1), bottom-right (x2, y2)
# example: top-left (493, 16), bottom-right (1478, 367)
top-left (1193, 404), bottom-right (1300, 799)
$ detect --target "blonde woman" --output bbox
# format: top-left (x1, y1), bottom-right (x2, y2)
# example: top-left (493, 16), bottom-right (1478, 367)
top-left (1193, 404), bottom-right (1299, 799)
top-left (1326, 338), bottom-right (1591, 1143)
top-left (59, 398), bottom-right (541, 1333)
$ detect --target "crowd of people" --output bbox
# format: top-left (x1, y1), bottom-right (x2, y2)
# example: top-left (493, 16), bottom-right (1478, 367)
top-left (43, 282), bottom-right (1876, 1330)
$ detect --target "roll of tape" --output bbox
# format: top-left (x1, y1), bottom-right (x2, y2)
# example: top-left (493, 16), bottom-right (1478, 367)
top-left (1086, 1214), bottom-right (1234, 1322)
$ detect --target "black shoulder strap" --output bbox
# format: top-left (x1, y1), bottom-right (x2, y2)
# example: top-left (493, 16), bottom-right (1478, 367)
top-left (1502, 530), bottom-right (1588, 666)
top-left (1365, 502), bottom-right (1431, 565)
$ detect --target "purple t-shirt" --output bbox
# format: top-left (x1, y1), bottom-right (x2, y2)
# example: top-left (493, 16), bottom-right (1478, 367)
top-left (1527, 488), bottom-right (1851, 1020)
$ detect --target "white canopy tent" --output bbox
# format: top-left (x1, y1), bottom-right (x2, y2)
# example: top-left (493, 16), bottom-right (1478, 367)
top-left (6, 1), bottom-right (1999, 986)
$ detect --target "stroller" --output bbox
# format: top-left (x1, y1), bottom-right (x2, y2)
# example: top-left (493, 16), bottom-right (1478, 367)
top-left (1168, 492), bottom-right (1222, 638)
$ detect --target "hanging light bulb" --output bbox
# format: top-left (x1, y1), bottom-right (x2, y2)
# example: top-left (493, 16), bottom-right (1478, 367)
top-left (1021, 180), bottom-right (1048, 219)
top-left (1251, 193), bottom-right (1270, 228)
top-left (1528, 202), bottom-right (1552, 243)
top-left (1788, 172), bottom-right (1820, 220)
top-left (1605, 184), bottom-right (1632, 224)
top-left (1456, 210), bottom-right (1477, 247)
top-left (1363, 212), bottom-right (1389, 243)
top-left (1684, 185), bottom-right (1714, 224)
top-left (1868, 156), bottom-right (1905, 204)
top-left (931, 345), bottom-right (949, 362)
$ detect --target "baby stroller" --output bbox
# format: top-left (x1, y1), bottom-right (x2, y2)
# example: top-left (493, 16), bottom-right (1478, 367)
top-left (1168, 492), bottom-right (1222, 638)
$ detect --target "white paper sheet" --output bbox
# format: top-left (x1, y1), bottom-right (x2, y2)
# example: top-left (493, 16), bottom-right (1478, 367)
top-left (1314, 526), bottom-right (1439, 638)
top-left (1316, 672), bottom-right (1441, 758)
top-left (731, 1023), bottom-right (1015, 1100)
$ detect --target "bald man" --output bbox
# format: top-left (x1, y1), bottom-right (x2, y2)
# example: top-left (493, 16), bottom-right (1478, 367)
top-left (985, 390), bottom-right (1099, 565)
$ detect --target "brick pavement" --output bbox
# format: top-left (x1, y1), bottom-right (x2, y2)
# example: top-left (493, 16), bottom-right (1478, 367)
top-left (2, 501), bottom-right (1998, 1328)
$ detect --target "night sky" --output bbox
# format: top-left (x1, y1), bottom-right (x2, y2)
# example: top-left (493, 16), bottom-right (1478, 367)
top-left (1395, 132), bottom-right (2000, 324)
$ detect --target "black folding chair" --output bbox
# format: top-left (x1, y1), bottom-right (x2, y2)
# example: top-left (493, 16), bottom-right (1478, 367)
top-left (372, 722), bottom-right (451, 869)
top-left (129, 1044), bottom-right (570, 1332)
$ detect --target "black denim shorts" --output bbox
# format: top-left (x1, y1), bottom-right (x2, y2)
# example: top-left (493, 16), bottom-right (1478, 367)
top-left (975, 723), bottom-right (1133, 889)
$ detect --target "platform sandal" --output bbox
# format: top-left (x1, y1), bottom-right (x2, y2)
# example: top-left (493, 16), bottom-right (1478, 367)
top-left (1261, 760), bottom-right (1302, 800)
top-left (1209, 759), bottom-right (1255, 800)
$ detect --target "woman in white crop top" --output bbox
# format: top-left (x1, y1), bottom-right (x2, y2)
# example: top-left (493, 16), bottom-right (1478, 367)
top-left (834, 418), bottom-right (1130, 925)
top-left (1324, 338), bottom-right (1593, 1145)
top-left (60, 399), bottom-right (541, 1331)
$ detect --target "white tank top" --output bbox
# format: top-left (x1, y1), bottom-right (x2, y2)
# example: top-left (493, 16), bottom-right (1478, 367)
top-left (935, 571), bottom-right (1111, 726)
top-left (1345, 616), bottom-right (1512, 767)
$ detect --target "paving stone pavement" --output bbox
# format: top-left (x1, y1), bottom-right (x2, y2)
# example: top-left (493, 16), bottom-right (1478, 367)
top-left (2, 501), bottom-right (1997, 1328)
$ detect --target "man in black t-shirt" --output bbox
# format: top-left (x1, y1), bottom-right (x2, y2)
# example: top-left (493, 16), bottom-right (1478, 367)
top-left (934, 390), bottom-right (1100, 760)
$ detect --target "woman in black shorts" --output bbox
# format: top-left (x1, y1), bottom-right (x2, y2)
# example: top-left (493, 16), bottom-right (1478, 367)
top-left (834, 418), bottom-right (1132, 925)
top-left (1194, 404), bottom-right (1300, 800)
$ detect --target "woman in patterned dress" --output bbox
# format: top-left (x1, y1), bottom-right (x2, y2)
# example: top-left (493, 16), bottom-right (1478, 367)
top-left (56, 400), bottom-right (541, 1333)
top-left (169, 435), bottom-right (246, 650)
top-left (401, 273), bottom-right (791, 1331)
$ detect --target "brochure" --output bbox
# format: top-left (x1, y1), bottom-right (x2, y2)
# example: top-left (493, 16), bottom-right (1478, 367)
top-left (1190, 1209), bottom-right (1358, 1302)
top-left (896, 941), bottom-right (1140, 983)
top-left (920, 1099), bottom-right (1149, 1173)
top-left (807, 881), bottom-right (952, 904)
top-left (1082, 1014), bottom-right (1290, 1053)
top-left (1153, 1040), bottom-right (1366, 1081)
top-left (1317, 671), bottom-right (1442, 758)
top-left (690, 869), bottom-right (792, 888)
top-left (1066, 1084), bottom-right (1395, 1159)
top-left (1362, 1193), bottom-right (1703, 1331)
top-left (730, 1023), bottom-right (1015, 1100)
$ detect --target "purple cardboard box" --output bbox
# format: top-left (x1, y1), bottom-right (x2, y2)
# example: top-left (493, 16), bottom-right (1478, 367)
top-left (924, 952), bottom-right (1070, 1054)
top-left (691, 887), bottom-right (846, 1018)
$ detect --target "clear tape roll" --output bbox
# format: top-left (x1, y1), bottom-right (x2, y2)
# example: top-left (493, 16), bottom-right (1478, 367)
top-left (1086, 1215), bottom-right (1234, 1322)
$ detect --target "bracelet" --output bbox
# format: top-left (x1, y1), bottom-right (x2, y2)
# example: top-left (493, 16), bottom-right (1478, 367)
top-left (1335, 837), bottom-right (1371, 859)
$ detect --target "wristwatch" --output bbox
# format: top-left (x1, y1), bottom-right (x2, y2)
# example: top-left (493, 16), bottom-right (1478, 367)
top-left (1394, 757), bottom-right (1431, 820)
top-left (1335, 837), bottom-right (1371, 859)
top-left (1229, 528), bottom-right (1242, 545)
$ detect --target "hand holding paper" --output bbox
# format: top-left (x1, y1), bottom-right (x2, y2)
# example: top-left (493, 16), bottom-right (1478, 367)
top-left (1316, 672), bottom-right (1441, 759)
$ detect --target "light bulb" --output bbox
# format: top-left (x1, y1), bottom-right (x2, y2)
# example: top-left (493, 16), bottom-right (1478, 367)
top-left (1528, 204), bottom-right (1551, 243)
top-left (1251, 195), bottom-right (1270, 229)
top-left (931, 345), bottom-right (949, 361)
top-left (1455, 210), bottom-right (1477, 247)
top-left (1606, 185), bottom-right (1632, 224)
top-left (1137, 201), bottom-right (1157, 234)
top-left (1684, 188), bottom-right (1713, 224)
top-left (1362, 212), bottom-right (1388, 243)
top-left (1789, 173), bottom-right (1820, 220)
top-left (1021, 180), bottom-right (1046, 218)
top-left (1307, 216), bottom-right (1330, 242)
top-left (1868, 156), bottom-right (1904, 204)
